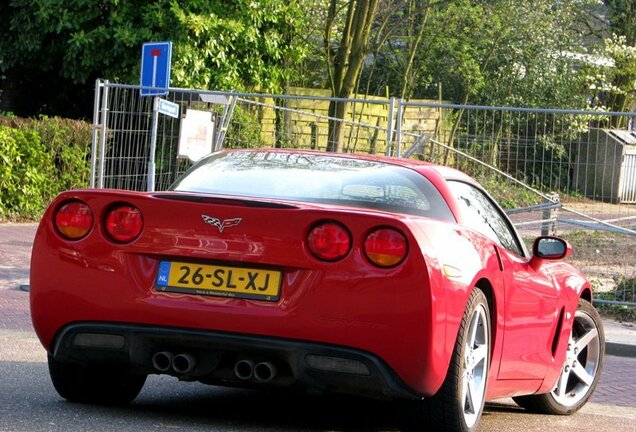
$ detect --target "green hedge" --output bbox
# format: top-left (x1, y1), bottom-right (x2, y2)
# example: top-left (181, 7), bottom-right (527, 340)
top-left (0, 116), bottom-right (92, 220)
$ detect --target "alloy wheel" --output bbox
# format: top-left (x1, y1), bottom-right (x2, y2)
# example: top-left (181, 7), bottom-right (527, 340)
top-left (461, 304), bottom-right (489, 428)
top-left (551, 309), bottom-right (602, 406)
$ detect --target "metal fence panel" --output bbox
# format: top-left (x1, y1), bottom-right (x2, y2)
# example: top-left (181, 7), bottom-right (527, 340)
top-left (397, 101), bottom-right (636, 309)
top-left (91, 80), bottom-right (635, 308)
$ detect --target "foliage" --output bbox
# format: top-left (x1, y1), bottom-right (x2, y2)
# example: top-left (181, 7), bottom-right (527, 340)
top-left (0, 117), bottom-right (92, 220)
top-left (359, 0), bottom-right (593, 109)
top-left (604, 0), bottom-right (636, 45)
top-left (595, 277), bottom-right (636, 321)
top-left (0, 126), bottom-right (50, 219)
top-left (223, 105), bottom-right (265, 149)
top-left (584, 34), bottom-right (636, 115)
top-left (614, 277), bottom-right (636, 303)
top-left (25, 118), bottom-right (93, 191)
top-left (478, 176), bottom-right (541, 209)
top-left (0, 0), bottom-right (309, 118)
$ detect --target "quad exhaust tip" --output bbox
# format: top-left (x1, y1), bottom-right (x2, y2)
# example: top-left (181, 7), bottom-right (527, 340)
top-left (254, 362), bottom-right (277, 383)
top-left (173, 353), bottom-right (197, 375)
top-left (152, 351), bottom-right (174, 373)
top-left (152, 352), bottom-right (197, 375)
top-left (234, 360), bottom-right (278, 382)
top-left (234, 359), bottom-right (255, 380)
top-left (154, 353), bottom-right (276, 381)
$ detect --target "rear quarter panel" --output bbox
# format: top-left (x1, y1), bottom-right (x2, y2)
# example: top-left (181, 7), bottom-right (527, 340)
top-left (408, 220), bottom-right (507, 395)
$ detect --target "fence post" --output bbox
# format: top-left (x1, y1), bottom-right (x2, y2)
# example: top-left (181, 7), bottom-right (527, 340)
top-left (541, 192), bottom-right (560, 236)
top-left (386, 97), bottom-right (396, 156)
top-left (147, 96), bottom-right (160, 192)
top-left (395, 99), bottom-right (404, 157)
top-left (310, 122), bottom-right (318, 150)
top-left (97, 80), bottom-right (109, 189)
top-left (90, 79), bottom-right (102, 188)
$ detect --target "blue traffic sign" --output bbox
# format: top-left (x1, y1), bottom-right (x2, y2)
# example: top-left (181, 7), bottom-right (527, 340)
top-left (140, 41), bottom-right (172, 96)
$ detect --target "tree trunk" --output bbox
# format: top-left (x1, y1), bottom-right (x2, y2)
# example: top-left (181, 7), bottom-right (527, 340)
top-left (327, 99), bottom-right (348, 152)
top-left (324, 0), bottom-right (380, 152)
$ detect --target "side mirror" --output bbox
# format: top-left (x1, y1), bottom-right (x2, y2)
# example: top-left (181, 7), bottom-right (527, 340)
top-left (532, 236), bottom-right (572, 260)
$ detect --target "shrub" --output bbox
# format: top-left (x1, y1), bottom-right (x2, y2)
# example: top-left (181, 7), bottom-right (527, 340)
top-left (24, 117), bottom-right (93, 192)
top-left (0, 116), bottom-right (92, 220)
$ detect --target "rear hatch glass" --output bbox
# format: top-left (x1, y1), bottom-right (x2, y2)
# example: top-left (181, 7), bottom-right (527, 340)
top-left (172, 151), bottom-right (453, 221)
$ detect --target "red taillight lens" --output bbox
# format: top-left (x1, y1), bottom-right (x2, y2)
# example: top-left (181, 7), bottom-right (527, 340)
top-left (307, 221), bottom-right (351, 262)
top-left (364, 228), bottom-right (407, 267)
top-left (55, 201), bottom-right (93, 240)
top-left (105, 205), bottom-right (143, 243)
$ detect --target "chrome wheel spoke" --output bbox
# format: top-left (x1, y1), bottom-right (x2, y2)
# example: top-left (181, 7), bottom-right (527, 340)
top-left (465, 376), bottom-right (477, 415)
top-left (575, 328), bottom-right (598, 352)
top-left (472, 345), bottom-right (488, 368)
top-left (555, 366), bottom-right (571, 398)
top-left (572, 363), bottom-right (594, 386)
top-left (468, 313), bottom-right (480, 347)
top-left (462, 372), bottom-right (470, 403)
top-left (461, 370), bottom-right (470, 407)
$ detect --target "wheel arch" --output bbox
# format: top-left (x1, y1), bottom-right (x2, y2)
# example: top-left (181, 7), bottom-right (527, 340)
top-left (580, 286), bottom-right (592, 303)
top-left (474, 278), bottom-right (498, 361)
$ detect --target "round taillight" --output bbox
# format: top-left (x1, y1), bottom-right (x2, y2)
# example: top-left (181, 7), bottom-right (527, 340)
top-left (105, 205), bottom-right (143, 243)
top-left (307, 221), bottom-right (351, 262)
top-left (364, 228), bottom-right (407, 268)
top-left (55, 201), bottom-right (93, 240)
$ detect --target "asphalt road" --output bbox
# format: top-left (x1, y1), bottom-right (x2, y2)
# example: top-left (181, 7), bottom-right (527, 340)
top-left (1, 316), bottom-right (636, 431)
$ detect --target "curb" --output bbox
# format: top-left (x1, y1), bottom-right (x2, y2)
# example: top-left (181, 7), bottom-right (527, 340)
top-left (605, 342), bottom-right (636, 358)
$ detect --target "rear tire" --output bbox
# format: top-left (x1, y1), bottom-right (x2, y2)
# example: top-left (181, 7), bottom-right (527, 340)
top-left (48, 355), bottom-right (146, 405)
top-left (513, 299), bottom-right (604, 415)
top-left (403, 288), bottom-right (491, 432)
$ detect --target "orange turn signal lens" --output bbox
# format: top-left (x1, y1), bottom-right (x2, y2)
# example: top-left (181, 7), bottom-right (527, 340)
top-left (364, 228), bottom-right (407, 268)
top-left (54, 201), bottom-right (93, 240)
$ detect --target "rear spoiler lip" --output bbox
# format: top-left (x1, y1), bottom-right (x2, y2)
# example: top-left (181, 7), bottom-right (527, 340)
top-left (152, 192), bottom-right (299, 209)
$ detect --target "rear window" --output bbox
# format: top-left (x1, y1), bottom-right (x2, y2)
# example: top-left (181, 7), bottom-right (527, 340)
top-left (172, 151), bottom-right (454, 220)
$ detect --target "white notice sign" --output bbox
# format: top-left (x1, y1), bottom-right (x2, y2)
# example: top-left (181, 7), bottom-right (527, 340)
top-left (178, 109), bottom-right (215, 162)
top-left (157, 98), bottom-right (180, 118)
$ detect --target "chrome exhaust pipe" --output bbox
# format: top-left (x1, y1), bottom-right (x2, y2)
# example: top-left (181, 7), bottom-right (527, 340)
top-left (173, 353), bottom-right (197, 375)
top-left (254, 362), bottom-right (278, 383)
top-left (152, 351), bottom-right (174, 372)
top-left (234, 359), bottom-right (255, 380)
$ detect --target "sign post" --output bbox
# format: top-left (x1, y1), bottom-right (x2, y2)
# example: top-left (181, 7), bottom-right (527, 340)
top-left (140, 41), bottom-right (173, 191)
top-left (147, 98), bottom-right (160, 192)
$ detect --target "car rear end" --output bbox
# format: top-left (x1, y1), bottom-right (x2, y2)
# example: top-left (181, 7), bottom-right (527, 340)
top-left (31, 150), bottom-right (462, 400)
top-left (30, 188), bottom-right (454, 399)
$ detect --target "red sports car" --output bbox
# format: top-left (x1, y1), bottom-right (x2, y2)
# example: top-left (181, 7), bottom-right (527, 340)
top-left (30, 149), bottom-right (604, 432)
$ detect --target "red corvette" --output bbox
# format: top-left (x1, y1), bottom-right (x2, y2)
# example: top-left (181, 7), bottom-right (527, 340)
top-left (30, 149), bottom-right (604, 432)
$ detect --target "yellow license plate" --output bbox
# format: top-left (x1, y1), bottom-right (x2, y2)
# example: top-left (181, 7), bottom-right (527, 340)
top-left (155, 261), bottom-right (281, 301)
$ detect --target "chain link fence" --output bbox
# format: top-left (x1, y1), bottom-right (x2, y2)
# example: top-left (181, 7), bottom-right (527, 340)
top-left (91, 80), bottom-right (635, 309)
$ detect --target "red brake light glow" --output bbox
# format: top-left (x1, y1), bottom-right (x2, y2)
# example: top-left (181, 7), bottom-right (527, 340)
top-left (105, 205), bottom-right (143, 243)
top-left (364, 228), bottom-right (408, 268)
top-left (307, 221), bottom-right (351, 262)
top-left (55, 201), bottom-right (94, 240)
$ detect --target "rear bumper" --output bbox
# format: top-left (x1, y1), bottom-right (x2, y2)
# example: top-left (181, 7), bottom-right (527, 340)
top-left (51, 322), bottom-right (420, 401)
